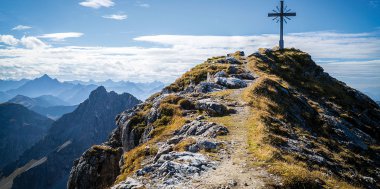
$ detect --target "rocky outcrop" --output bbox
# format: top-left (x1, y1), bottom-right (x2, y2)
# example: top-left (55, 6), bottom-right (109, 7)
top-left (214, 77), bottom-right (247, 89)
top-left (111, 119), bottom-right (228, 189)
top-left (194, 82), bottom-right (225, 93)
top-left (68, 146), bottom-right (123, 189)
top-left (195, 99), bottom-right (231, 116)
top-left (174, 120), bottom-right (228, 138)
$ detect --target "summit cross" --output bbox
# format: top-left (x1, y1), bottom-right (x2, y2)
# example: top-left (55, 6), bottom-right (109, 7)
top-left (268, 0), bottom-right (296, 50)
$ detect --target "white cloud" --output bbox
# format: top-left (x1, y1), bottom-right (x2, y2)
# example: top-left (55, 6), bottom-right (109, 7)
top-left (79, 0), bottom-right (114, 9)
top-left (20, 36), bottom-right (49, 49)
top-left (0, 31), bottom-right (379, 97)
top-left (38, 32), bottom-right (84, 41)
top-left (12, 25), bottom-right (32, 31)
top-left (0, 35), bottom-right (19, 46)
top-left (0, 35), bottom-right (48, 49)
top-left (136, 2), bottom-right (150, 8)
top-left (102, 14), bottom-right (128, 20)
top-left (135, 31), bottom-right (380, 59)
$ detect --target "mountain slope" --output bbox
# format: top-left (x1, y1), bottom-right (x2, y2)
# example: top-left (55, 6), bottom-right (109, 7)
top-left (68, 49), bottom-right (380, 189)
top-left (0, 87), bottom-right (141, 189)
top-left (31, 105), bottom-right (77, 120)
top-left (8, 95), bottom-right (69, 109)
top-left (7, 95), bottom-right (75, 119)
top-left (0, 92), bottom-right (11, 103)
top-left (0, 103), bottom-right (53, 169)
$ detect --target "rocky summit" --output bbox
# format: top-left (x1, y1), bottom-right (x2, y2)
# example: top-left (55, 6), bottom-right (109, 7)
top-left (68, 49), bottom-right (380, 189)
top-left (0, 87), bottom-right (141, 189)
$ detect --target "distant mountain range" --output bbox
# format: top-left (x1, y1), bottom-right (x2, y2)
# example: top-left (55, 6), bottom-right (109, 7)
top-left (0, 79), bottom-right (29, 92)
top-left (3, 75), bottom-right (98, 105)
top-left (0, 87), bottom-right (141, 189)
top-left (8, 95), bottom-right (69, 108)
top-left (66, 79), bottom-right (165, 100)
top-left (0, 75), bottom-right (165, 105)
top-left (7, 95), bottom-right (77, 120)
top-left (0, 103), bottom-right (53, 169)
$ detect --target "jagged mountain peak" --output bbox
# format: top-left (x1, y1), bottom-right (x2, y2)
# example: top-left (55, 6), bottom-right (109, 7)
top-left (0, 87), bottom-right (141, 189)
top-left (68, 48), bottom-right (380, 189)
top-left (35, 74), bottom-right (57, 82)
top-left (88, 86), bottom-right (108, 98)
top-left (40, 74), bottom-right (51, 79)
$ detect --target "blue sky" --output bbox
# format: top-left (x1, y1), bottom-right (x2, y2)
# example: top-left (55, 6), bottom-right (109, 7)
top-left (1, 0), bottom-right (379, 46)
top-left (0, 0), bottom-right (380, 100)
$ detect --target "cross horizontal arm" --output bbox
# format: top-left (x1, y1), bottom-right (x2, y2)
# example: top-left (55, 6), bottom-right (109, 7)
top-left (268, 13), bottom-right (281, 17)
top-left (283, 12), bottom-right (296, 17)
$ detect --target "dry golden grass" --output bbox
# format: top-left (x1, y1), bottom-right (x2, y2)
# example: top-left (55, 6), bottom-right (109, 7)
top-left (240, 53), bottom-right (359, 188)
top-left (174, 137), bottom-right (196, 152)
top-left (208, 89), bottom-right (234, 98)
top-left (165, 62), bottom-right (230, 92)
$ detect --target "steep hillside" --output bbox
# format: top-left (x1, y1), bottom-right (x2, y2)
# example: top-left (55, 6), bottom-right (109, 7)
top-left (68, 49), bottom-right (380, 189)
top-left (31, 105), bottom-right (77, 120)
top-left (0, 103), bottom-right (53, 169)
top-left (8, 95), bottom-right (76, 120)
top-left (0, 92), bottom-right (11, 103)
top-left (0, 87), bottom-right (141, 189)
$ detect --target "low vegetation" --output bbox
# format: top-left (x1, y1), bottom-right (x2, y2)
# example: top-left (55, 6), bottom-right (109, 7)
top-left (241, 49), bottom-right (377, 188)
top-left (165, 51), bottom-right (247, 92)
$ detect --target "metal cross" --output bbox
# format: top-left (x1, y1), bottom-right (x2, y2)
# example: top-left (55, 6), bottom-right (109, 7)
top-left (268, 0), bottom-right (296, 50)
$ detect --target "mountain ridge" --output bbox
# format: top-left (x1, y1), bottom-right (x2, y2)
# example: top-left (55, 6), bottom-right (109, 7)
top-left (0, 75), bottom-right (165, 104)
top-left (67, 48), bottom-right (380, 189)
top-left (7, 95), bottom-right (76, 119)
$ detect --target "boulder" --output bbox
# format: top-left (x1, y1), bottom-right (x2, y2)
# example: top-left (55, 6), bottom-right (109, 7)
top-left (154, 143), bottom-right (174, 161)
top-left (230, 73), bottom-right (256, 80)
top-left (214, 77), bottom-right (247, 89)
top-left (111, 178), bottom-right (144, 189)
top-left (174, 120), bottom-right (228, 138)
top-left (226, 57), bottom-right (241, 64)
top-left (214, 71), bottom-right (228, 78)
top-left (188, 140), bottom-right (220, 153)
top-left (195, 99), bottom-right (230, 116)
top-left (227, 51), bottom-right (245, 57)
top-left (227, 66), bottom-right (240, 75)
top-left (194, 82), bottom-right (225, 93)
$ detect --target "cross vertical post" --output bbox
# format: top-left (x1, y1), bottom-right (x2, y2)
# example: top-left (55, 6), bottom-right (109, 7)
top-left (279, 0), bottom-right (284, 49)
top-left (268, 0), bottom-right (296, 50)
